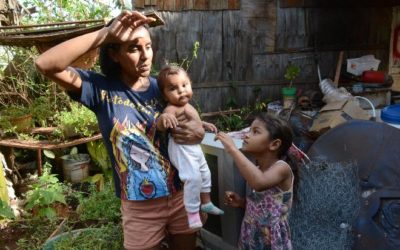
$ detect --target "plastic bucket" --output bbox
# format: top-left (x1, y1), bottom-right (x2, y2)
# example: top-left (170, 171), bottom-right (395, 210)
top-left (282, 87), bottom-right (297, 109)
top-left (60, 154), bottom-right (90, 183)
top-left (381, 104), bottom-right (400, 129)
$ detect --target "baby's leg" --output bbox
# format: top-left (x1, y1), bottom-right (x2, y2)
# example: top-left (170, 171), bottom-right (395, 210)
top-left (200, 192), bottom-right (224, 215)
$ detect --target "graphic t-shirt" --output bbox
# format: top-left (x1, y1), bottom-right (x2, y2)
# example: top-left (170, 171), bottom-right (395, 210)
top-left (69, 69), bottom-right (182, 200)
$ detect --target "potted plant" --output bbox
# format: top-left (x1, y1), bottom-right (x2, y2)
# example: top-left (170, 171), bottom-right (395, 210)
top-left (0, 105), bottom-right (33, 133)
top-left (282, 63), bottom-right (301, 109)
top-left (54, 103), bottom-right (98, 139)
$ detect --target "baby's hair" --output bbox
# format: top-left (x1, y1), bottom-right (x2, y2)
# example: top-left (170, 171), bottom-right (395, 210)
top-left (254, 113), bottom-right (293, 158)
top-left (157, 65), bottom-right (190, 91)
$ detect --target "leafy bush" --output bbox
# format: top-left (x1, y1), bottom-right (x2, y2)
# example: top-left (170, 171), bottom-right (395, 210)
top-left (0, 200), bottom-right (15, 220)
top-left (25, 174), bottom-right (67, 219)
top-left (55, 102), bottom-right (98, 138)
top-left (77, 182), bottom-right (120, 222)
top-left (52, 223), bottom-right (123, 250)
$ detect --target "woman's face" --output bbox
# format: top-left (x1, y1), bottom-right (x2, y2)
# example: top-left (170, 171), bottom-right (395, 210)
top-left (112, 27), bottom-right (153, 79)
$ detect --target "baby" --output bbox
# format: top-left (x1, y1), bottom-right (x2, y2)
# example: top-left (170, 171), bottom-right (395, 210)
top-left (156, 65), bottom-right (223, 229)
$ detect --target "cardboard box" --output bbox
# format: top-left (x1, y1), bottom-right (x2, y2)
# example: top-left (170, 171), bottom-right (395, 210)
top-left (309, 99), bottom-right (370, 135)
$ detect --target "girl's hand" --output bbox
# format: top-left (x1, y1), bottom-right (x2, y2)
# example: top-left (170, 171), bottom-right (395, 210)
top-left (214, 132), bottom-right (237, 154)
top-left (224, 191), bottom-right (245, 208)
top-left (202, 121), bottom-right (218, 133)
top-left (158, 113), bottom-right (178, 130)
top-left (107, 11), bottom-right (155, 43)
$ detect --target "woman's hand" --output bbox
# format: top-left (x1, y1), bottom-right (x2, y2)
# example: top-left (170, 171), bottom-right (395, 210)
top-left (224, 191), bottom-right (245, 208)
top-left (106, 11), bottom-right (155, 43)
top-left (171, 111), bottom-right (204, 144)
top-left (214, 132), bottom-right (238, 154)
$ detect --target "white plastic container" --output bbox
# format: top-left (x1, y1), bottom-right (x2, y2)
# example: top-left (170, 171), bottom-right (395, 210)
top-left (347, 55), bottom-right (380, 76)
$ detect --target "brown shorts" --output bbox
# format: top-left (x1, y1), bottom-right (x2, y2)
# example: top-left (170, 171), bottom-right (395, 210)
top-left (121, 191), bottom-right (197, 250)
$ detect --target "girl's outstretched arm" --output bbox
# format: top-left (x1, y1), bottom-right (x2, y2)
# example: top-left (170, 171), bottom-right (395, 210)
top-left (215, 132), bottom-right (290, 192)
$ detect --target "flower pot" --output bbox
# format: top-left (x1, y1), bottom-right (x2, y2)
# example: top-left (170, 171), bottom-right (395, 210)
top-left (9, 114), bottom-right (33, 132)
top-left (281, 87), bottom-right (297, 109)
top-left (60, 154), bottom-right (90, 183)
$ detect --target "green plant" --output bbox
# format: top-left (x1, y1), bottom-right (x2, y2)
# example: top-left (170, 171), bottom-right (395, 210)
top-left (215, 113), bottom-right (247, 132)
top-left (284, 63), bottom-right (301, 88)
top-left (52, 223), bottom-right (123, 250)
top-left (54, 102), bottom-right (98, 138)
top-left (25, 174), bottom-right (67, 219)
top-left (157, 41), bottom-right (201, 75)
top-left (86, 141), bottom-right (111, 175)
top-left (77, 181), bottom-right (121, 222)
top-left (20, 0), bottom-right (113, 24)
top-left (0, 200), bottom-right (15, 220)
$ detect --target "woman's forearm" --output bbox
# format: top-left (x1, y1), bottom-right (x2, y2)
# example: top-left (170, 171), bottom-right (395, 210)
top-left (35, 27), bottom-right (109, 74)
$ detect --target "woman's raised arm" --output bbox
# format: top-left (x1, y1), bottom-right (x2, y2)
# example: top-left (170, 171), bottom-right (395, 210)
top-left (35, 11), bottom-right (155, 93)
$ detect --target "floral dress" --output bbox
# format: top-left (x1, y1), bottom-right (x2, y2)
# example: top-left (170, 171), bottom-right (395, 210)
top-left (238, 160), bottom-right (293, 250)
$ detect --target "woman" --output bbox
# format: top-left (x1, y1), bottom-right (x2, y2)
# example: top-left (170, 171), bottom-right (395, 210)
top-left (35, 11), bottom-right (205, 250)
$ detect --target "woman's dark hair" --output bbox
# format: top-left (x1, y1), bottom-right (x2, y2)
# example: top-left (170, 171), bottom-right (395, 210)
top-left (99, 43), bottom-right (121, 78)
top-left (254, 113), bottom-right (299, 199)
top-left (99, 19), bottom-right (151, 78)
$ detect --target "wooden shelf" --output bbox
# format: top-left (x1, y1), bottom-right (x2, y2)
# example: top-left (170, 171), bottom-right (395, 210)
top-left (0, 133), bottom-right (102, 150)
top-left (0, 133), bottom-right (103, 176)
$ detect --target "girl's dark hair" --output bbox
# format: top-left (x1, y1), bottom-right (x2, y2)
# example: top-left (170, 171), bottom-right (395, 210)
top-left (254, 113), bottom-right (299, 199)
top-left (254, 113), bottom-right (293, 158)
top-left (157, 65), bottom-right (190, 92)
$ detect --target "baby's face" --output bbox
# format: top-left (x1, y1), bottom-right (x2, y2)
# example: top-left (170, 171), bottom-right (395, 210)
top-left (162, 73), bottom-right (193, 106)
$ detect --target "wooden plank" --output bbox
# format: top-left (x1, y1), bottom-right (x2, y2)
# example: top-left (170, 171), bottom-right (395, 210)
top-left (209, 0), bottom-right (224, 10)
top-left (135, 0), bottom-right (145, 8)
top-left (194, 0), bottom-right (208, 10)
top-left (150, 0), bottom-right (157, 5)
top-left (333, 51), bottom-right (344, 86)
top-left (280, 0), bottom-right (400, 8)
top-left (162, 0), bottom-right (175, 10)
top-left (175, 0), bottom-right (183, 10)
top-left (0, 134), bottom-right (102, 150)
top-left (228, 0), bottom-right (240, 9)
top-left (145, 0), bottom-right (152, 5)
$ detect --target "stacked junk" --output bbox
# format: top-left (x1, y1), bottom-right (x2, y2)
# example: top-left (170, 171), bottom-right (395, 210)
top-left (288, 56), bottom-right (400, 250)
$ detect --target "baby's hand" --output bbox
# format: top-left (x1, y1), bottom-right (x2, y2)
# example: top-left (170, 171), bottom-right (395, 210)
top-left (158, 113), bottom-right (178, 130)
top-left (202, 121), bottom-right (218, 133)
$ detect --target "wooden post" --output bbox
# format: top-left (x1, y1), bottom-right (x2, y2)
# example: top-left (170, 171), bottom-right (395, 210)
top-left (333, 51), bottom-right (344, 87)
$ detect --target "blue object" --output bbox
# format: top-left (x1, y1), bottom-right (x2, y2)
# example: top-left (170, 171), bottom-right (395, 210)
top-left (381, 104), bottom-right (400, 125)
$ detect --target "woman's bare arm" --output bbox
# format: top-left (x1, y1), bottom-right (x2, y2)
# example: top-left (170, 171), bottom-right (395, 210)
top-left (35, 11), bottom-right (154, 93)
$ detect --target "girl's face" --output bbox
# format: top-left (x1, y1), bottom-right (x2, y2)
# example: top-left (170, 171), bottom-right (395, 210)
top-left (112, 27), bottom-right (153, 80)
top-left (241, 119), bottom-right (270, 154)
top-left (162, 72), bottom-right (193, 106)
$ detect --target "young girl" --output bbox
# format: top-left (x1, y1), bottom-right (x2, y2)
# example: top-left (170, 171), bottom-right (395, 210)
top-left (156, 65), bottom-right (224, 229)
top-left (215, 113), bottom-right (295, 250)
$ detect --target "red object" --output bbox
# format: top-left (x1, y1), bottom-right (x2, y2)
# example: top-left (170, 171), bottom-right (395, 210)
top-left (361, 70), bottom-right (386, 83)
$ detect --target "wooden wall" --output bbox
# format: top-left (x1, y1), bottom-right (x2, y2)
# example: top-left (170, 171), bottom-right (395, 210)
top-left (135, 0), bottom-right (395, 112)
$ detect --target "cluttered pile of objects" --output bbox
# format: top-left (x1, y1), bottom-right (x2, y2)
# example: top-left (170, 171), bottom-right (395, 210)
top-left (271, 54), bottom-right (400, 153)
